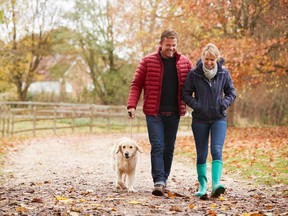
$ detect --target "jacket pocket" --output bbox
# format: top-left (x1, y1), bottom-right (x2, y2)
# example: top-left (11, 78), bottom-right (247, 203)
top-left (192, 100), bottom-right (207, 119)
top-left (192, 100), bottom-right (200, 112)
top-left (216, 99), bottom-right (226, 117)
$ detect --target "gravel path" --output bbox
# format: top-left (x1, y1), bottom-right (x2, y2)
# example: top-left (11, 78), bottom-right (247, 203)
top-left (0, 133), bottom-right (287, 215)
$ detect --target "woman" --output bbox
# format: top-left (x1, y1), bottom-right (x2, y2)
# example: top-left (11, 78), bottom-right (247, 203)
top-left (182, 43), bottom-right (236, 198)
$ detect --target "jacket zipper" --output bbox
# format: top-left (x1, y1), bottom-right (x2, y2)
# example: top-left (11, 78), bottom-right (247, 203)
top-left (208, 78), bottom-right (216, 123)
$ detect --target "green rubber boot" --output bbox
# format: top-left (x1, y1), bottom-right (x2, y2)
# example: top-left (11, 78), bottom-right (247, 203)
top-left (195, 163), bottom-right (207, 197)
top-left (211, 160), bottom-right (225, 197)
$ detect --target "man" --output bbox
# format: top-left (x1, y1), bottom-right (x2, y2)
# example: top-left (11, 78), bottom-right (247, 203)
top-left (127, 29), bottom-right (193, 196)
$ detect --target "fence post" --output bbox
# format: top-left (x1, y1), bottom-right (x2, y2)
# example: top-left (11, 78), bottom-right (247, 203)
top-left (0, 106), bottom-right (3, 137)
top-left (108, 106), bottom-right (111, 131)
top-left (90, 105), bottom-right (93, 133)
top-left (0, 107), bottom-right (2, 137)
top-left (72, 105), bottom-right (75, 133)
top-left (33, 106), bottom-right (36, 136)
top-left (2, 119), bottom-right (4, 137)
top-left (6, 107), bottom-right (11, 136)
top-left (11, 112), bottom-right (15, 137)
top-left (3, 105), bottom-right (9, 137)
top-left (53, 106), bottom-right (57, 135)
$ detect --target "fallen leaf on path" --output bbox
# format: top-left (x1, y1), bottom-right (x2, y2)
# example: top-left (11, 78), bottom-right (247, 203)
top-left (56, 196), bottom-right (69, 201)
top-left (208, 210), bottom-right (217, 215)
top-left (211, 203), bottom-right (216, 208)
top-left (128, 200), bottom-right (141, 204)
top-left (26, 189), bottom-right (35, 194)
top-left (241, 213), bottom-right (266, 216)
top-left (91, 204), bottom-right (103, 207)
top-left (219, 196), bottom-right (225, 201)
top-left (16, 206), bottom-right (28, 214)
top-left (167, 191), bottom-right (175, 198)
top-left (169, 205), bottom-right (182, 212)
top-left (55, 196), bottom-right (72, 204)
top-left (81, 189), bottom-right (93, 195)
top-left (167, 191), bottom-right (187, 198)
top-left (188, 203), bottom-right (194, 209)
top-left (70, 207), bottom-right (82, 213)
top-left (31, 198), bottom-right (44, 203)
top-left (69, 212), bottom-right (79, 216)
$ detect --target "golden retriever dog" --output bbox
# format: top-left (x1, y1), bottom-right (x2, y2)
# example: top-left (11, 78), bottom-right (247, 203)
top-left (112, 137), bottom-right (142, 192)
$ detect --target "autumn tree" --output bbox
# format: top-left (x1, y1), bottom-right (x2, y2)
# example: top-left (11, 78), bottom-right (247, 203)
top-left (0, 0), bottom-right (63, 101)
top-left (169, 0), bottom-right (288, 125)
top-left (0, 0), bottom-right (286, 124)
top-left (120, 0), bottom-right (287, 124)
top-left (65, 0), bottom-right (134, 105)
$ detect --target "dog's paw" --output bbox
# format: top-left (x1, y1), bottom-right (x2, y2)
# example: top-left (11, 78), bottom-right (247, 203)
top-left (117, 182), bottom-right (127, 190)
top-left (128, 188), bottom-right (136, 193)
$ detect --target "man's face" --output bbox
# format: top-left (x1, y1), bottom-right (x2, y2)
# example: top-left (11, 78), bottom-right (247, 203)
top-left (160, 37), bottom-right (177, 58)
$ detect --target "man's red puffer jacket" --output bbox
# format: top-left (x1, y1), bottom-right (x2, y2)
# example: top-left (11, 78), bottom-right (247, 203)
top-left (127, 49), bottom-right (193, 116)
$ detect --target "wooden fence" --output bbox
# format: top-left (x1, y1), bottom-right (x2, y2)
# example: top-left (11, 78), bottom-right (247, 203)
top-left (0, 101), bottom-right (191, 137)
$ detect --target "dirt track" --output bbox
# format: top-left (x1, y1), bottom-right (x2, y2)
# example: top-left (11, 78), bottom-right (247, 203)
top-left (0, 133), bottom-right (287, 215)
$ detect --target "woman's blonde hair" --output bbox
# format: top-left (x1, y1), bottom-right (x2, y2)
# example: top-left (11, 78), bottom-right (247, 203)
top-left (201, 43), bottom-right (221, 61)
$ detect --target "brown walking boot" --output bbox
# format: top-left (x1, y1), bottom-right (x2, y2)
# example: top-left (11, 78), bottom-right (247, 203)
top-left (152, 184), bottom-right (165, 196)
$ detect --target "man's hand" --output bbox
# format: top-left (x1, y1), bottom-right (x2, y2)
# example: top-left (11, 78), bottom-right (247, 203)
top-left (128, 108), bottom-right (136, 118)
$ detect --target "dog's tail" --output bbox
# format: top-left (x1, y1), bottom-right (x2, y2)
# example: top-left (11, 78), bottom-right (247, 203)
top-left (108, 142), bottom-right (116, 171)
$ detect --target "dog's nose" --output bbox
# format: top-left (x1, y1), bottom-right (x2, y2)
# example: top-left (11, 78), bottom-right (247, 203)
top-left (125, 152), bottom-right (129, 158)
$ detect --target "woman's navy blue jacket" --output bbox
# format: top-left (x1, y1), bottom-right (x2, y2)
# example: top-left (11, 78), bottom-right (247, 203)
top-left (182, 58), bottom-right (236, 123)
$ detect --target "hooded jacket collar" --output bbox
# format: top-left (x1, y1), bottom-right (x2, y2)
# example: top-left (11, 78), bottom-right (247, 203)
top-left (194, 57), bottom-right (225, 77)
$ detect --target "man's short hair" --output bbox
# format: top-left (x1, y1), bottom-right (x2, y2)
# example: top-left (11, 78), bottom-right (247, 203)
top-left (160, 29), bottom-right (179, 43)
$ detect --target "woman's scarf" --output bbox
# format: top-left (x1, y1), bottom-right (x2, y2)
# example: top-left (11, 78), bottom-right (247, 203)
top-left (203, 63), bottom-right (218, 80)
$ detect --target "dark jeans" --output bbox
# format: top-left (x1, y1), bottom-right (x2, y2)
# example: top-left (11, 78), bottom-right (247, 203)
top-left (192, 119), bottom-right (227, 164)
top-left (146, 113), bottom-right (180, 186)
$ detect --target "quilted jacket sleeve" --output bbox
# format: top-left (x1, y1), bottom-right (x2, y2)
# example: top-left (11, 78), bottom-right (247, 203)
top-left (182, 69), bottom-right (198, 109)
top-left (127, 58), bottom-right (147, 109)
top-left (222, 69), bottom-right (236, 110)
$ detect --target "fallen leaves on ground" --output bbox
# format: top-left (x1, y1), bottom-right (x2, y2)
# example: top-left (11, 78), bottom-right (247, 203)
top-left (174, 126), bottom-right (288, 186)
top-left (0, 129), bottom-right (287, 215)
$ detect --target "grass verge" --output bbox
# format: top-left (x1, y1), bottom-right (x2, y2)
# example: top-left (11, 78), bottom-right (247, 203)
top-left (174, 126), bottom-right (288, 187)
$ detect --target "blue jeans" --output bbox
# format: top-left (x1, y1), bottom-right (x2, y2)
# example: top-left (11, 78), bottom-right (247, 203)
top-left (146, 113), bottom-right (180, 186)
top-left (192, 119), bottom-right (227, 164)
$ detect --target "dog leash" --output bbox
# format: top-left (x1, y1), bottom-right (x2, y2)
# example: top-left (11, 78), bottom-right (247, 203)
top-left (128, 111), bottom-right (132, 139)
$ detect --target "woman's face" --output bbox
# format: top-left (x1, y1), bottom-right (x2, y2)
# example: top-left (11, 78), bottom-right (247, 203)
top-left (203, 52), bottom-right (217, 70)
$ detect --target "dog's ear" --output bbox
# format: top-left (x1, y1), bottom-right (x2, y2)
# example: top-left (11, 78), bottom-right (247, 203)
top-left (136, 144), bottom-right (142, 153)
top-left (115, 143), bottom-right (122, 154)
